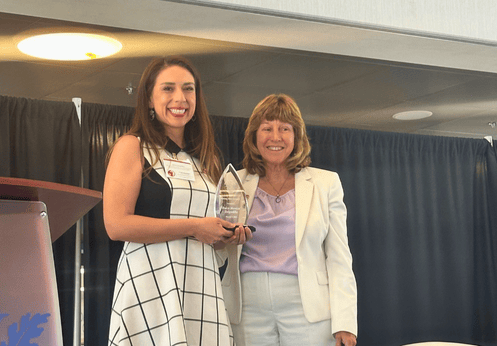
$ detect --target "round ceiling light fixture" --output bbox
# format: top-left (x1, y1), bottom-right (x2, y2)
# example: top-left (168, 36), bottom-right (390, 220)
top-left (392, 110), bottom-right (433, 120)
top-left (17, 33), bottom-right (122, 60)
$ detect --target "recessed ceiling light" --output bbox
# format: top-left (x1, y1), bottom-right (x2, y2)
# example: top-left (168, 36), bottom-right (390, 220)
top-left (393, 110), bottom-right (433, 120)
top-left (17, 33), bottom-right (122, 61)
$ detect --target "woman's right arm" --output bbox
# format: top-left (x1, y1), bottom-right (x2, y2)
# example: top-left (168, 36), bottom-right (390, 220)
top-left (103, 135), bottom-right (233, 244)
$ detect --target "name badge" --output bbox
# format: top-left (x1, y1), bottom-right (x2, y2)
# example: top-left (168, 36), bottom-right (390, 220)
top-left (163, 158), bottom-right (195, 181)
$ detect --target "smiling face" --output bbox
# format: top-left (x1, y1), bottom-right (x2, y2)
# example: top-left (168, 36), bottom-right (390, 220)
top-left (256, 119), bottom-right (295, 168)
top-left (149, 65), bottom-right (196, 143)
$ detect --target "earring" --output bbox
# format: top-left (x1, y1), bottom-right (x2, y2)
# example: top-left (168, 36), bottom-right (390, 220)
top-left (191, 114), bottom-right (197, 122)
top-left (149, 109), bottom-right (156, 120)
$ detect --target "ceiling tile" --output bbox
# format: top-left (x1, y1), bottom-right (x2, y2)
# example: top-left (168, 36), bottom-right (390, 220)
top-left (218, 52), bottom-right (383, 92)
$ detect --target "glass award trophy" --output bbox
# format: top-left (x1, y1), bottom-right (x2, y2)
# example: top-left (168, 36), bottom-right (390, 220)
top-left (214, 164), bottom-right (255, 232)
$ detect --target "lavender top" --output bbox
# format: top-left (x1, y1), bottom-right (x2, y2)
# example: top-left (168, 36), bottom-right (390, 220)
top-left (240, 187), bottom-right (297, 276)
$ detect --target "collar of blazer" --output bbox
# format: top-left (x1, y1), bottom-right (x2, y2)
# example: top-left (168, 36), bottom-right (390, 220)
top-left (241, 168), bottom-right (314, 249)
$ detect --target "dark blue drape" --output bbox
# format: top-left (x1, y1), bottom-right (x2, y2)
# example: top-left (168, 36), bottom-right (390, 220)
top-left (80, 102), bottom-right (134, 346)
top-left (306, 127), bottom-right (497, 346)
top-left (472, 142), bottom-right (497, 344)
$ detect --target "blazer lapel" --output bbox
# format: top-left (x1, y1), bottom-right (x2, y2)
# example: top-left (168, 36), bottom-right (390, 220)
top-left (295, 168), bottom-right (313, 248)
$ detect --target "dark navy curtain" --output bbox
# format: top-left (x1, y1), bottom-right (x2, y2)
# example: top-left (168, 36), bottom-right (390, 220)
top-left (80, 102), bottom-right (134, 346)
top-left (472, 141), bottom-right (497, 344)
top-left (306, 127), bottom-right (497, 346)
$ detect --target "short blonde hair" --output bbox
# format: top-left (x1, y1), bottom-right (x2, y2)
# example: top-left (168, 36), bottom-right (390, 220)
top-left (242, 94), bottom-right (311, 176)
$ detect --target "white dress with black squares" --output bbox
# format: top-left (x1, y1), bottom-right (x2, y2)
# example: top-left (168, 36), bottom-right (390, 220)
top-left (108, 145), bottom-right (234, 346)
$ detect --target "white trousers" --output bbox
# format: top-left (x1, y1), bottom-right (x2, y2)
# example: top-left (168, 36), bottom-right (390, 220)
top-left (231, 272), bottom-right (334, 346)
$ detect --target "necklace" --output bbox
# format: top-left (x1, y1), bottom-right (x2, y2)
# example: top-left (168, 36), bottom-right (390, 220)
top-left (265, 173), bottom-right (291, 203)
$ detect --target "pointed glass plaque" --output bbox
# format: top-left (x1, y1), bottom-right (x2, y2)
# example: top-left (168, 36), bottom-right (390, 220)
top-left (214, 164), bottom-right (255, 232)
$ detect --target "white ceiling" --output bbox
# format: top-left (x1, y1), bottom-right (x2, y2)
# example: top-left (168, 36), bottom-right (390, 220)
top-left (1, 1), bottom-right (497, 139)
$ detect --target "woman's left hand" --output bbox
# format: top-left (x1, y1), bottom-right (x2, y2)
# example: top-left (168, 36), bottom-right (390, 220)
top-left (334, 331), bottom-right (357, 346)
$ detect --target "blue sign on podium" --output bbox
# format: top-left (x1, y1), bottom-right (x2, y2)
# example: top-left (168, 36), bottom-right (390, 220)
top-left (0, 200), bottom-right (62, 346)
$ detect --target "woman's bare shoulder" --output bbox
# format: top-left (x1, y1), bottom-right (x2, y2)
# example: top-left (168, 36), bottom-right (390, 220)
top-left (114, 134), bottom-right (140, 149)
top-left (108, 135), bottom-right (142, 166)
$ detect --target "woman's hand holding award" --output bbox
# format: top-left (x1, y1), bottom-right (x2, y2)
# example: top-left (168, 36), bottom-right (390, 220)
top-left (214, 164), bottom-right (256, 233)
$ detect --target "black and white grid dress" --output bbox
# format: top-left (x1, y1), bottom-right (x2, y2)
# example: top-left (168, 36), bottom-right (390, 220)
top-left (108, 143), bottom-right (234, 346)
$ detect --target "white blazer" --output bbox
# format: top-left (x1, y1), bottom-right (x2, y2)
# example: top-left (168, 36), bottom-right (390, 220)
top-left (218, 167), bottom-right (358, 336)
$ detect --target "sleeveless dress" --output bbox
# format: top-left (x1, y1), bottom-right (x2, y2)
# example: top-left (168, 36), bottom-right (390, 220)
top-left (108, 143), bottom-right (234, 346)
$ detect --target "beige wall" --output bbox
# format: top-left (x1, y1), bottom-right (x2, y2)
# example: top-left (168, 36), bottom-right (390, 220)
top-left (202, 0), bottom-right (497, 42)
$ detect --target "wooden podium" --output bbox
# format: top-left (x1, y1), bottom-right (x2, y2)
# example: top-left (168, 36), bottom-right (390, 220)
top-left (0, 177), bottom-right (102, 346)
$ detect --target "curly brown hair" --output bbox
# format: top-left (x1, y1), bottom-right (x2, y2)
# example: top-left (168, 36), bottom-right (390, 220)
top-left (242, 94), bottom-right (311, 177)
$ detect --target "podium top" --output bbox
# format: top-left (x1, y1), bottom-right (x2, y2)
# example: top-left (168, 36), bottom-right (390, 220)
top-left (0, 177), bottom-right (102, 242)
